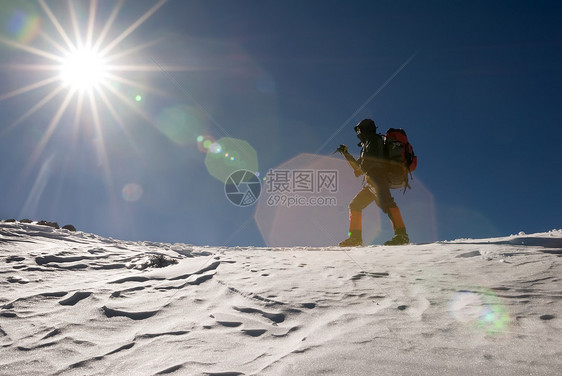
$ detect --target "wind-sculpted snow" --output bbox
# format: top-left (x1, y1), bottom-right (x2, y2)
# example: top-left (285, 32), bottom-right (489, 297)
top-left (0, 221), bottom-right (561, 375)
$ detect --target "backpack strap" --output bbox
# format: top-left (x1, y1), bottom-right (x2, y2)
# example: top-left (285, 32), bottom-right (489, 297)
top-left (400, 167), bottom-right (413, 194)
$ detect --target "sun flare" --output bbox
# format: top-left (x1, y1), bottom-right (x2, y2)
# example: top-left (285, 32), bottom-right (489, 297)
top-left (0, 0), bottom-right (184, 182)
top-left (59, 47), bottom-right (107, 91)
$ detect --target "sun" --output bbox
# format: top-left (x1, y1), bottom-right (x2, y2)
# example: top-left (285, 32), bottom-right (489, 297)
top-left (0, 0), bottom-right (191, 182)
top-left (59, 47), bottom-right (108, 91)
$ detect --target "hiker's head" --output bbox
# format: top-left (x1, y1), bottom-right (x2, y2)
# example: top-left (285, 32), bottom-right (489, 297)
top-left (354, 119), bottom-right (376, 142)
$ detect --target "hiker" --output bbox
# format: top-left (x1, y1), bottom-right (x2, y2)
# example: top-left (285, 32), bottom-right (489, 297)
top-left (337, 119), bottom-right (410, 246)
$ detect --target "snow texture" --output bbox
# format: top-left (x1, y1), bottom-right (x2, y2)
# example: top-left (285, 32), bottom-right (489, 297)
top-left (1, 221), bottom-right (561, 375)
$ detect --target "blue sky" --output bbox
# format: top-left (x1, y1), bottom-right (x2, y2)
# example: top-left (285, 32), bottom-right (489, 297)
top-left (0, 0), bottom-right (560, 246)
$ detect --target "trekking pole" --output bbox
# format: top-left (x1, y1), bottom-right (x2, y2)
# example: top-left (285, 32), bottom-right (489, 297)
top-left (334, 144), bottom-right (363, 177)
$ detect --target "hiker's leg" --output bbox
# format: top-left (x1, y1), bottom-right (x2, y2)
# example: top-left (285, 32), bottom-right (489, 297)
top-left (370, 174), bottom-right (409, 244)
top-left (349, 186), bottom-right (377, 236)
top-left (387, 206), bottom-right (406, 233)
top-left (340, 186), bottom-right (376, 246)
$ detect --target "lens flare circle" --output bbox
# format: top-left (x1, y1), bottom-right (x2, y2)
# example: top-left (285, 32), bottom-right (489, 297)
top-left (254, 153), bottom-right (377, 247)
top-left (7, 10), bottom-right (42, 44)
top-left (157, 104), bottom-right (206, 147)
top-left (122, 183), bottom-right (143, 202)
top-left (196, 134), bottom-right (216, 153)
top-left (449, 290), bottom-right (510, 333)
top-left (209, 142), bottom-right (222, 154)
top-left (204, 137), bottom-right (258, 183)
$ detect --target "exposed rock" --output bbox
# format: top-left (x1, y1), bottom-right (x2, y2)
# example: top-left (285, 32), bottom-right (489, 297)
top-left (62, 224), bottom-right (76, 232)
top-left (38, 220), bottom-right (60, 229)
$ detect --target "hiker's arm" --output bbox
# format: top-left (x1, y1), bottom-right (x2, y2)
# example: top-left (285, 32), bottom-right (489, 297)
top-left (337, 145), bottom-right (364, 177)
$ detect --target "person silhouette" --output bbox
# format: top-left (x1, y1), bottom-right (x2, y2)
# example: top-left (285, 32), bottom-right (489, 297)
top-left (337, 119), bottom-right (409, 246)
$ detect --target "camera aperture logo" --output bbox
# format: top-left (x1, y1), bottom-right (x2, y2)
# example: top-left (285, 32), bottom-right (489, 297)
top-left (224, 170), bottom-right (261, 207)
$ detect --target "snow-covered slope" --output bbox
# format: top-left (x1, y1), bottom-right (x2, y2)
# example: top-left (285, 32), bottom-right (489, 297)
top-left (1, 222), bottom-right (561, 375)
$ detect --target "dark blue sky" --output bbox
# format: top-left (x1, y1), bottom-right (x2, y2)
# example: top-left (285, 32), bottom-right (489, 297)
top-left (0, 0), bottom-right (560, 245)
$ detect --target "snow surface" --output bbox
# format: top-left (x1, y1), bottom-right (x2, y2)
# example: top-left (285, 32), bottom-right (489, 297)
top-left (1, 221), bottom-right (561, 376)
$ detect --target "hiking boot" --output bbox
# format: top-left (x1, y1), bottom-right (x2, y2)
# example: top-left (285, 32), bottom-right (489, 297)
top-left (339, 234), bottom-right (363, 247)
top-left (384, 229), bottom-right (409, 246)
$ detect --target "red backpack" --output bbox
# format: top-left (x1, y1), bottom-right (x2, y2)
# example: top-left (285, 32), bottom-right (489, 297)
top-left (384, 128), bottom-right (417, 189)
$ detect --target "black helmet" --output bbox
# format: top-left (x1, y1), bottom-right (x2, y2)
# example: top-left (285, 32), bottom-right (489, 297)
top-left (354, 119), bottom-right (376, 135)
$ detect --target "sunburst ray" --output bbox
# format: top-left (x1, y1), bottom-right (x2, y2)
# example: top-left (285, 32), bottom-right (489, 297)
top-left (88, 88), bottom-right (113, 188)
top-left (104, 72), bottom-right (169, 97)
top-left (103, 36), bottom-right (167, 63)
top-left (0, 35), bottom-right (63, 62)
top-left (67, 0), bottom-right (83, 49)
top-left (38, 29), bottom-right (69, 55)
top-left (96, 88), bottom-right (144, 159)
top-left (0, 85), bottom-right (65, 137)
top-left (85, 0), bottom-right (97, 49)
top-left (23, 88), bottom-right (75, 177)
top-left (100, 0), bottom-right (168, 56)
top-left (93, 0), bottom-right (125, 52)
top-left (101, 81), bottom-right (157, 127)
top-left (0, 76), bottom-right (59, 101)
top-left (38, 0), bottom-right (75, 51)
